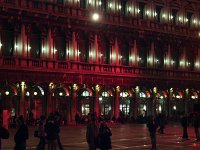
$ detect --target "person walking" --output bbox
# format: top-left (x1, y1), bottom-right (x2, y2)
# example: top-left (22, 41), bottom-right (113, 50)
top-left (14, 115), bottom-right (29, 150)
top-left (36, 115), bottom-right (46, 150)
top-left (98, 121), bottom-right (112, 150)
top-left (86, 114), bottom-right (99, 150)
top-left (147, 116), bottom-right (157, 150)
top-left (181, 114), bottom-right (189, 140)
top-left (45, 115), bottom-right (59, 150)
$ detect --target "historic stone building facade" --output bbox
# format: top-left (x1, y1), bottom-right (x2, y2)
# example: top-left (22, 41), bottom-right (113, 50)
top-left (0, 0), bottom-right (200, 123)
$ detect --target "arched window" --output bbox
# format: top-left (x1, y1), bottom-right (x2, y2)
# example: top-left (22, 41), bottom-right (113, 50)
top-left (81, 90), bottom-right (90, 97)
top-left (102, 91), bottom-right (109, 97)
top-left (120, 92), bottom-right (129, 97)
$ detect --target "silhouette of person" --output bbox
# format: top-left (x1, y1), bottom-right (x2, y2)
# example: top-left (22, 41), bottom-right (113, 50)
top-left (0, 117), bottom-right (9, 150)
top-left (86, 114), bottom-right (99, 150)
top-left (181, 114), bottom-right (189, 140)
top-left (147, 116), bottom-right (157, 150)
top-left (36, 115), bottom-right (46, 150)
top-left (192, 112), bottom-right (200, 141)
top-left (45, 114), bottom-right (59, 150)
top-left (14, 115), bottom-right (29, 150)
top-left (98, 121), bottom-right (112, 150)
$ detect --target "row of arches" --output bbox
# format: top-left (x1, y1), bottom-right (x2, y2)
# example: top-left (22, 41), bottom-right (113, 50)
top-left (0, 82), bottom-right (199, 123)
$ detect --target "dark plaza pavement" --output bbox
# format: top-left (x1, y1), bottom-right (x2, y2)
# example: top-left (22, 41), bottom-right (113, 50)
top-left (2, 122), bottom-right (200, 150)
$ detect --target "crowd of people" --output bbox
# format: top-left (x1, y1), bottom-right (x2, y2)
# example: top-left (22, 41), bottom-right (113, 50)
top-left (147, 112), bottom-right (200, 150)
top-left (1, 111), bottom-right (200, 150)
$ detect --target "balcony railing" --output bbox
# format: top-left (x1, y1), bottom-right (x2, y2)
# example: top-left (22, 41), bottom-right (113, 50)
top-left (0, 0), bottom-right (199, 38)
top-left (0, 56), bottom-right (200, 81)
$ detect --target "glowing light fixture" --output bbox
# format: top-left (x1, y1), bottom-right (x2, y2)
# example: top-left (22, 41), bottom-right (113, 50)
top-left (5, 91), bottom-right (9, 95)
top-left (34, 91), bottom-right (38, 96)
top-left (59, 92), bottom-right (63, 96)
top-left (162, 14), bottom-right (166, 18)
top-left (0, 43), bottom-right (2, 48)
top-left (173, 105), bottom-right (176, 110)
top-left (26, 91), bottom-right (30, 96)
top-left (92, 13), bottom-right (99, 21)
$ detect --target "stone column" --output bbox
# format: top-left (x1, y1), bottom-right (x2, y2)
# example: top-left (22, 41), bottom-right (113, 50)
top-left (21, 24), bottom-right (28, 57)
top-left (48, 28), bottom-right (53, 59)
top-left (71, 84), bottom-right (78, 122)
top-left (95, 34), bottom-right (99, 63)
top-left (132, 91), bottom-right (138, 120)
top-left (94, 85), bottom-right (100, 116)
top-left (72, 31), bottom-right (78, 61)
top-left (47, 83), bottom-right (54, 114)
top-left (115, 86), bottom-right (120, 119)
top-left (115, 37), bottom-right (120, 65)
top-left (20, 81), bottom-right (26, 117)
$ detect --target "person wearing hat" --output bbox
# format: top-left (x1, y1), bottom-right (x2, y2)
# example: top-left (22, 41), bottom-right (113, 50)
top-left (14, 115), bottom-right (29, 150)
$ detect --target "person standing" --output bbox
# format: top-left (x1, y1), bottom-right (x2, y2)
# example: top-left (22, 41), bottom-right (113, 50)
top-left (181, 114), bottom-right (189, 140)
top-left (54, 112), bottom-right (63, 150)
top-left (36, 115), bottom-right (46, 150)
top-left (86, 114), bottom-right (99, 150)
top-left (14, 115), bottom-right (29, 150)
top-left (45, 115), bottom-right (59, 150)
top-left (192, 112), bottom-right (200, 141)
top-left (98, 121), bottom-right (112, 150)
top-left (147, 116), bottom-right (157, 150)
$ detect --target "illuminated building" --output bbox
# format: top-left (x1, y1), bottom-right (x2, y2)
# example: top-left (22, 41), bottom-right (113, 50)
top-left (0, 0), bottom-right (200, 123)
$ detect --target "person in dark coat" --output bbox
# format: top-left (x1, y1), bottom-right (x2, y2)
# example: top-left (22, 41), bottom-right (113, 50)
top-left (157, 113), bottom-right (166, 134)
top-left (192, 112), bottom-right (200, 141)
top-left (45, 115), bottom-right (59, 150)
top-left (147, 116), bottom-right (157, 150)
top-left (86, 114), bottom-right (99, 150)
top-left (14, 115), bottom-right (29, 150)
top-left (54, 112), bottom-right (63, 150)
top-left (36, 115), bottom-right (46, 150)
top-left (181, 114), bottom-right (189, 140)
top-left (98, 121), bottom-right (112, 150)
